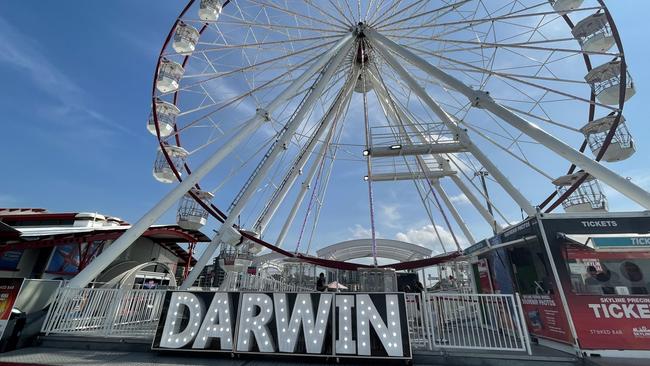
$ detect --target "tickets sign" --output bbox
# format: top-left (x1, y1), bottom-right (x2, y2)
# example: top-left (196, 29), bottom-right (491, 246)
top-left (152, 291), bottom-right (411, 360)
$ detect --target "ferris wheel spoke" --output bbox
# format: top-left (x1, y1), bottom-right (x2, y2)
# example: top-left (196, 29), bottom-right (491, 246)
top-left (401, 43), bottom-right (618, 111)
top-left (174, 38), bottom-right (337, 90)
top-left (327, 0), bottom-right (356, 27)
top-left (248, 0), bottom-right (347, 31)
top-left (374, 0), bottom-right (471, 30)
top-left (370, 0), bottom-right (427, 29)
top-left (304, 0), bottom-right (353, 29)
top-left (378, 4), bottom-right (600, 33)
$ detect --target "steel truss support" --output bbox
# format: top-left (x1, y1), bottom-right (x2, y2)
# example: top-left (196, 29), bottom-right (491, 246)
top-left (366, 29), bottom-right (537, 217)
top-left (367, 27), bottom-right (650, 210)
top-left (367, 142), bottom-right (466, 157)
top-left (67, 34), bottom-right (354, 289)
top-left (368, 171), bottom-right (454, 182)
top-left (368, 63), bottom-right (502, 234)
top-left (254, 68), bottom-right (359, 236)
top-left (275, 69), bottom-right (360, 248)
top-left (368, 70), bottom-right (477, 244)
top-left (181, 35), bottom-right (355, 289)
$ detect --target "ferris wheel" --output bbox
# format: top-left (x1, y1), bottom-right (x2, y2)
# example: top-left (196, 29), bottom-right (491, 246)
top-left (68, 0), bottom-right (650, 289)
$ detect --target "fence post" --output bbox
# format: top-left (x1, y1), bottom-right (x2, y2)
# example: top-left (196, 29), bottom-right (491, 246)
top-left (514, 293), bottom-right (532, 355)
top-left (103, 289), bottom-right (123, 337)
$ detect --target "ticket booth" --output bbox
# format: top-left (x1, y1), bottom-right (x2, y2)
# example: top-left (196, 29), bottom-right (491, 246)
top-left (464, 212), bottom-right (650, 358)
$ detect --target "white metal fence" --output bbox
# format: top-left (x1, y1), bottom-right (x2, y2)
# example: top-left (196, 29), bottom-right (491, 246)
top-left (406, 292), bottom-right (531, 354)
top-left (42, 287), bottom-right (166, 338)
top-left (219, 271), bottom-right (313, 292)
top-left (42, 285), bottom-right (530, 354)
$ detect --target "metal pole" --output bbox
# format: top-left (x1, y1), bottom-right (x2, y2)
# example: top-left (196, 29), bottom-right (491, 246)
top-left (275, 69), bottom-right (359, 247)
top-left (432, 180), bottom-right (475, 244)
top-left (67, 34), bottom-right (354, 289)
top-left (255, 66), bottom-right (359, 235)
top-left (366, 31), bottom-right (536, 216)
top-left (181, 36), bottom-right (355, 289)
top-left (366, 27), bottom-right (650, 210)
top-left (476, 170), bottom-right (498, 235)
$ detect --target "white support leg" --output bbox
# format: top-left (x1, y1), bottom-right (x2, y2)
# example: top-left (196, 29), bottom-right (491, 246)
top-left (254, 67), bottom-right (359, 235)
top-left (68, 34), bottom-right (354, 289)
top-left (366, 31), bottom-right (536, 217)
top-left (181, 37), bottom-right (355, 289)
top-left (368, 70), bottom-right (501, 235)
top-left (367, 27), bottom-right (650, 210)
top-left (431, 180), bottom-right (475, 244)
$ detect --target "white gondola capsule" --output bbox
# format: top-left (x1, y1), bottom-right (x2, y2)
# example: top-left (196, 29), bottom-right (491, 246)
top-left (218, 245), bottom-right (253, 274)
top-left (239, 230), bottom-right (263, 255)
top-left (585, 60), bottom-right (635, 105)
top-left (353, 74), bottom-right (374, 93)
top-left (177, 189), bottom-right (214, 230)
top-left (553, 172), bottom-right (608, 213)
top-left (147, 99), bottom-right (180, 137)
top-left (548, 0), bottom-right (583, 15)
top-left (572, 12), bottom-right (615, 53)
top-left (156, 58), bottom-right (184, 93)
top-left (580, 114), bottom-right (635, 162)
top-left (153, 144), bottom-right (189, 183)
top-left (199, 0), bottom-right (223, 21)
top-left (172, 22), bottom-right (200, 55)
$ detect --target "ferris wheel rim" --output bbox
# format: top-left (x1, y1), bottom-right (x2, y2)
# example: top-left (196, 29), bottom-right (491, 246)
top-left (150, 0), bottom-right (634, 239)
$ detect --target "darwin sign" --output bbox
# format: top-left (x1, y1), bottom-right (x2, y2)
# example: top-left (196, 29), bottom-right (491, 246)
top-left (152, 291), bottom-right (411, 360)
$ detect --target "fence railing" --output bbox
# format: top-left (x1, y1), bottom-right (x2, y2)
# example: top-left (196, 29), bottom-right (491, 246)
top-left (405, 292), bottom-right (531, 354)
top-left (43, 285), bottom-right (530, 355)
top-left (42, 287), bottom-right (166, 338)
top-left (219, 271), bottom-right (313, 292)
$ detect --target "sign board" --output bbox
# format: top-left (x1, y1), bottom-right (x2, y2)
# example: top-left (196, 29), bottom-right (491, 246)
top-left (591, 236), bottom-right (650, 249)
top-left (152, 291), bottom-right (411, 360)
top-left (520, 294), bottom-right (573, 344)
top-left (0, 278), bottom-right (24, 339)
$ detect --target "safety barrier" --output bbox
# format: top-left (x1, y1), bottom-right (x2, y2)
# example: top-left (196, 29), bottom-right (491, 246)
top-left (219, 271), bottom-right (313, 292)
top-left (405, 292), bottom-right (531, 354)
top-left (42, 287), bottom-right (166, 338)
top-left (43, 285), bottom-right (530, 354)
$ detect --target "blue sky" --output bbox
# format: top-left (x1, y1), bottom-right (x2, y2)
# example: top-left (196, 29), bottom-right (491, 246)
top-left (2, 1), bottom-right (650, 258)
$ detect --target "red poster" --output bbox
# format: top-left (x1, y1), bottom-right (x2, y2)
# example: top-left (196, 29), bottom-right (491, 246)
top-left (521, 294), bottom-right (573, 344)
top-left (567, 294), bottom-right (650, 350)
top-left (0, 278), bottom-right (24, 339)
top-left (477, 259), bottom-right (493, 294)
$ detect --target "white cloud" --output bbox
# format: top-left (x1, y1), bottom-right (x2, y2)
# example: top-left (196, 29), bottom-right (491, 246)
top-left (379, 203), bottom-right (401, 223)
top-left (395, 224), bottom-right (464, 254)
top-left (348, 224), bottom-right (381, 240)
top-left (449, 193), bottom-right (470, 205)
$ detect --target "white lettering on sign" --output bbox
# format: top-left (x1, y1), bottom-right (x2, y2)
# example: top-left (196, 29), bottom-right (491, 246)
top-left (335, 295), bottom-right (356, 354)
top-left (193, 292), bottom-right (233, 350)
top-left (273, 293), bottom-right (332, 354)
top-left (630, 237), bottom-right (650, 246)
top-left (588, 303), bottom-right (650, 319)
top-left (157, 292), bottom-right (407, 358)
top-left (356, 294), bottom-right (403, 357)
top-left (580, 220), bottom-right (618, 228)
top-left (236, 294), bottom-right (275, 352)
top-left (160, 292), bottom-right (205, 348)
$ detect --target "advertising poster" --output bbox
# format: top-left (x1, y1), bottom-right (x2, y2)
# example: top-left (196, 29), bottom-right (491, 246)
top-left (521, 294), bottom-right (573, 344)
top-left (0, 278), bottom-right (24, 339)
top-left (541, 215), bottom-right (650, 351)
top-left (477, 259), bottom-right (493, 294)
top-left (567, 294), bottom-right (650, 350)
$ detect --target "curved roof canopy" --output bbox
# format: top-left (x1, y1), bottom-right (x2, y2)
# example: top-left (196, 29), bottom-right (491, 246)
top-left (316, 239), bottom-right (432, 262)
